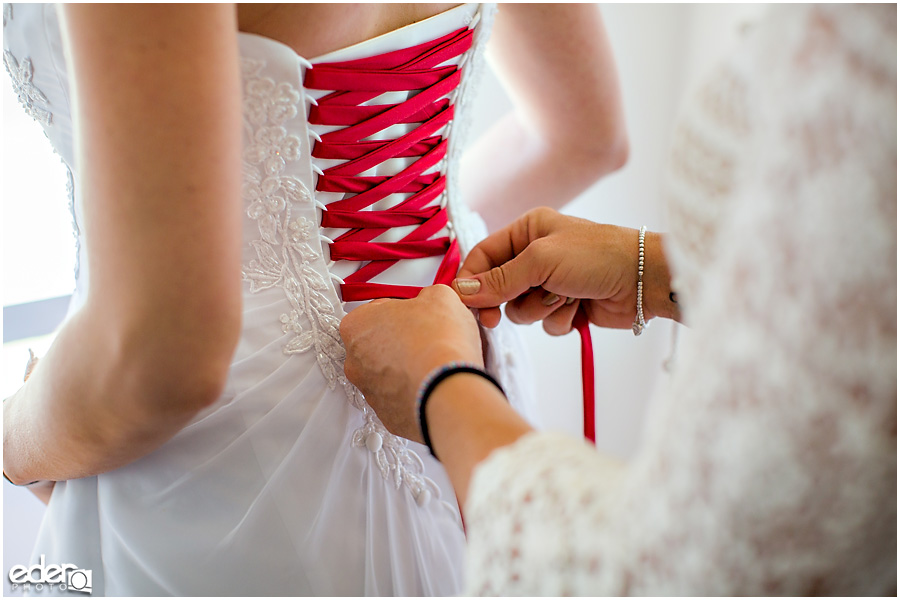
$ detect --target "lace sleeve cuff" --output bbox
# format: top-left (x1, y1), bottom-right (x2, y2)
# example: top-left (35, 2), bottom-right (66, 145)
top-left (463, 431), bottom-right (626, 595)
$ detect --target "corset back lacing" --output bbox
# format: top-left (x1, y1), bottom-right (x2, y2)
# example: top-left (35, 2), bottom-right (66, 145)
top-left (304, 21), bottom-right (598, 445)
top-left (304, 26), bottom-right (472, 302)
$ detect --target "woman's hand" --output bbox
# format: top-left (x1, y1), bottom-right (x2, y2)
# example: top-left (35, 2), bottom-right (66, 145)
top-left (340, 285), bottom-right (483, 443)
top-left (454, 207), bottom-right (679, 332)
top-left (341, 285), bottom-right (531, 502)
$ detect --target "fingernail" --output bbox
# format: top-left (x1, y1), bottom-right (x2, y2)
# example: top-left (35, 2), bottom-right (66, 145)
top-left (565, 297), bottom-right (576, 305)
top-left (455, 278), bottom-right (481, 295)
top-left (542, 292), bottom-right (560, 306)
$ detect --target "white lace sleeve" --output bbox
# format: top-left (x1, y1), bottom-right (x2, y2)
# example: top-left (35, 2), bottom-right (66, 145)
top-left (465, 432), bottom-right (627, 595)
top-left (464, 5), bottom-right (896, 595)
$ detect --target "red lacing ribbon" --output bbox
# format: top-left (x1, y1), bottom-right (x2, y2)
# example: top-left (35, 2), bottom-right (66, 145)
top-left (574, 310), bottom-right (595, 443)
top-left (305, 27), bottom-right (598, 445)
top-left (304, 27), bottom-right (473, 302)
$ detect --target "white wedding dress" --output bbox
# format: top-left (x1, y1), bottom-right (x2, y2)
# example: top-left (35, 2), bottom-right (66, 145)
top-left (463, 4), bottom-right (897, 595)
top-left (3, 3), bottom-right (537, 595)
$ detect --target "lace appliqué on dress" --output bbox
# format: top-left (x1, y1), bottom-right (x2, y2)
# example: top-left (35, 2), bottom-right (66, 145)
top-left (3, 49), bottom-right (51, 125)
top-left (239, 58), bottom-right (441, 504)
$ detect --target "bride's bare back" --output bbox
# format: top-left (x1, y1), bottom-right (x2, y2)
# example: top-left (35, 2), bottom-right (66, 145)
top-left (237, 3), bottom-right (460, 58)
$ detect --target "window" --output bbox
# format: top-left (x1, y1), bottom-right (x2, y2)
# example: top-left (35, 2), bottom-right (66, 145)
top-left (2, 69), bottom-right (74, 398)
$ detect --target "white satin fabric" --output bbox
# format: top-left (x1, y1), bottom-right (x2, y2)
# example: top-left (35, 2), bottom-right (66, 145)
top-left (3, 3), bottom-right (536, 595)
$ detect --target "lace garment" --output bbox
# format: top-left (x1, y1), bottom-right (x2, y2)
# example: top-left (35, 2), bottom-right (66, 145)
top-left (464, 5), bottom-right (897, 595)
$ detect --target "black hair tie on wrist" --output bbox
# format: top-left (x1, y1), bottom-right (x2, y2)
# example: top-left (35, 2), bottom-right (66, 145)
top-left (415, 362), bottom-right (505, 461)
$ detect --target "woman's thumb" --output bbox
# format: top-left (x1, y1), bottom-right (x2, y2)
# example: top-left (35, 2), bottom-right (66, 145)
top-left (453, 251), bottom-right (539, 308)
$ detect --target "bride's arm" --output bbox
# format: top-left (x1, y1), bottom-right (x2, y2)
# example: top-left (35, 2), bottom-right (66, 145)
top-left (3, 5), bottom-right (243, 486)
top-left (462, 4), bottom-right (628, 231)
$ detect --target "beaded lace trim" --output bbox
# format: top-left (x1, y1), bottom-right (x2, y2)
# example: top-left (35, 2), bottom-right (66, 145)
top-left (3, 49), bottom-right (52, 125)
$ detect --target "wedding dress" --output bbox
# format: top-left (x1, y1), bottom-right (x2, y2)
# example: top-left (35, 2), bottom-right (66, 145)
top-left (463, 4), bottom-right (897, 595)
top-left (3, 3), bottom-right (537, 595)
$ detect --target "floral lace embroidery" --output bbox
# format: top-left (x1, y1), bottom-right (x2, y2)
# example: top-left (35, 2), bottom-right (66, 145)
top-left (239, 58), bottom-right (443, 504)
top-left (3, 49), bottom-right (51, 125)
top-left (240, 57), bottom-right (348, 392)
top-left (3, 3), bottom-right (12, 28)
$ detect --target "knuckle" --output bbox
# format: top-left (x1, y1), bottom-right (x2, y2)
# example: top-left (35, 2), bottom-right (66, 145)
top-left (486, 265), bottom-right (509, 292)
top-left (526, 206), bottom-right (555, 222)
top-left (543, 312), bottom-right (573, 336)
top-left (426, 284), bottom-right (457, 308)
top-left (433, 283), bottom-right (455, 300)
top-left (542, 319), bottom-right (565, 336)
top-left (505, 303), bottom-right (530, 325)
top-left (525, 237), bottom-right (559, 274)
top-left (528, 236), bottom-right (553, 255)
